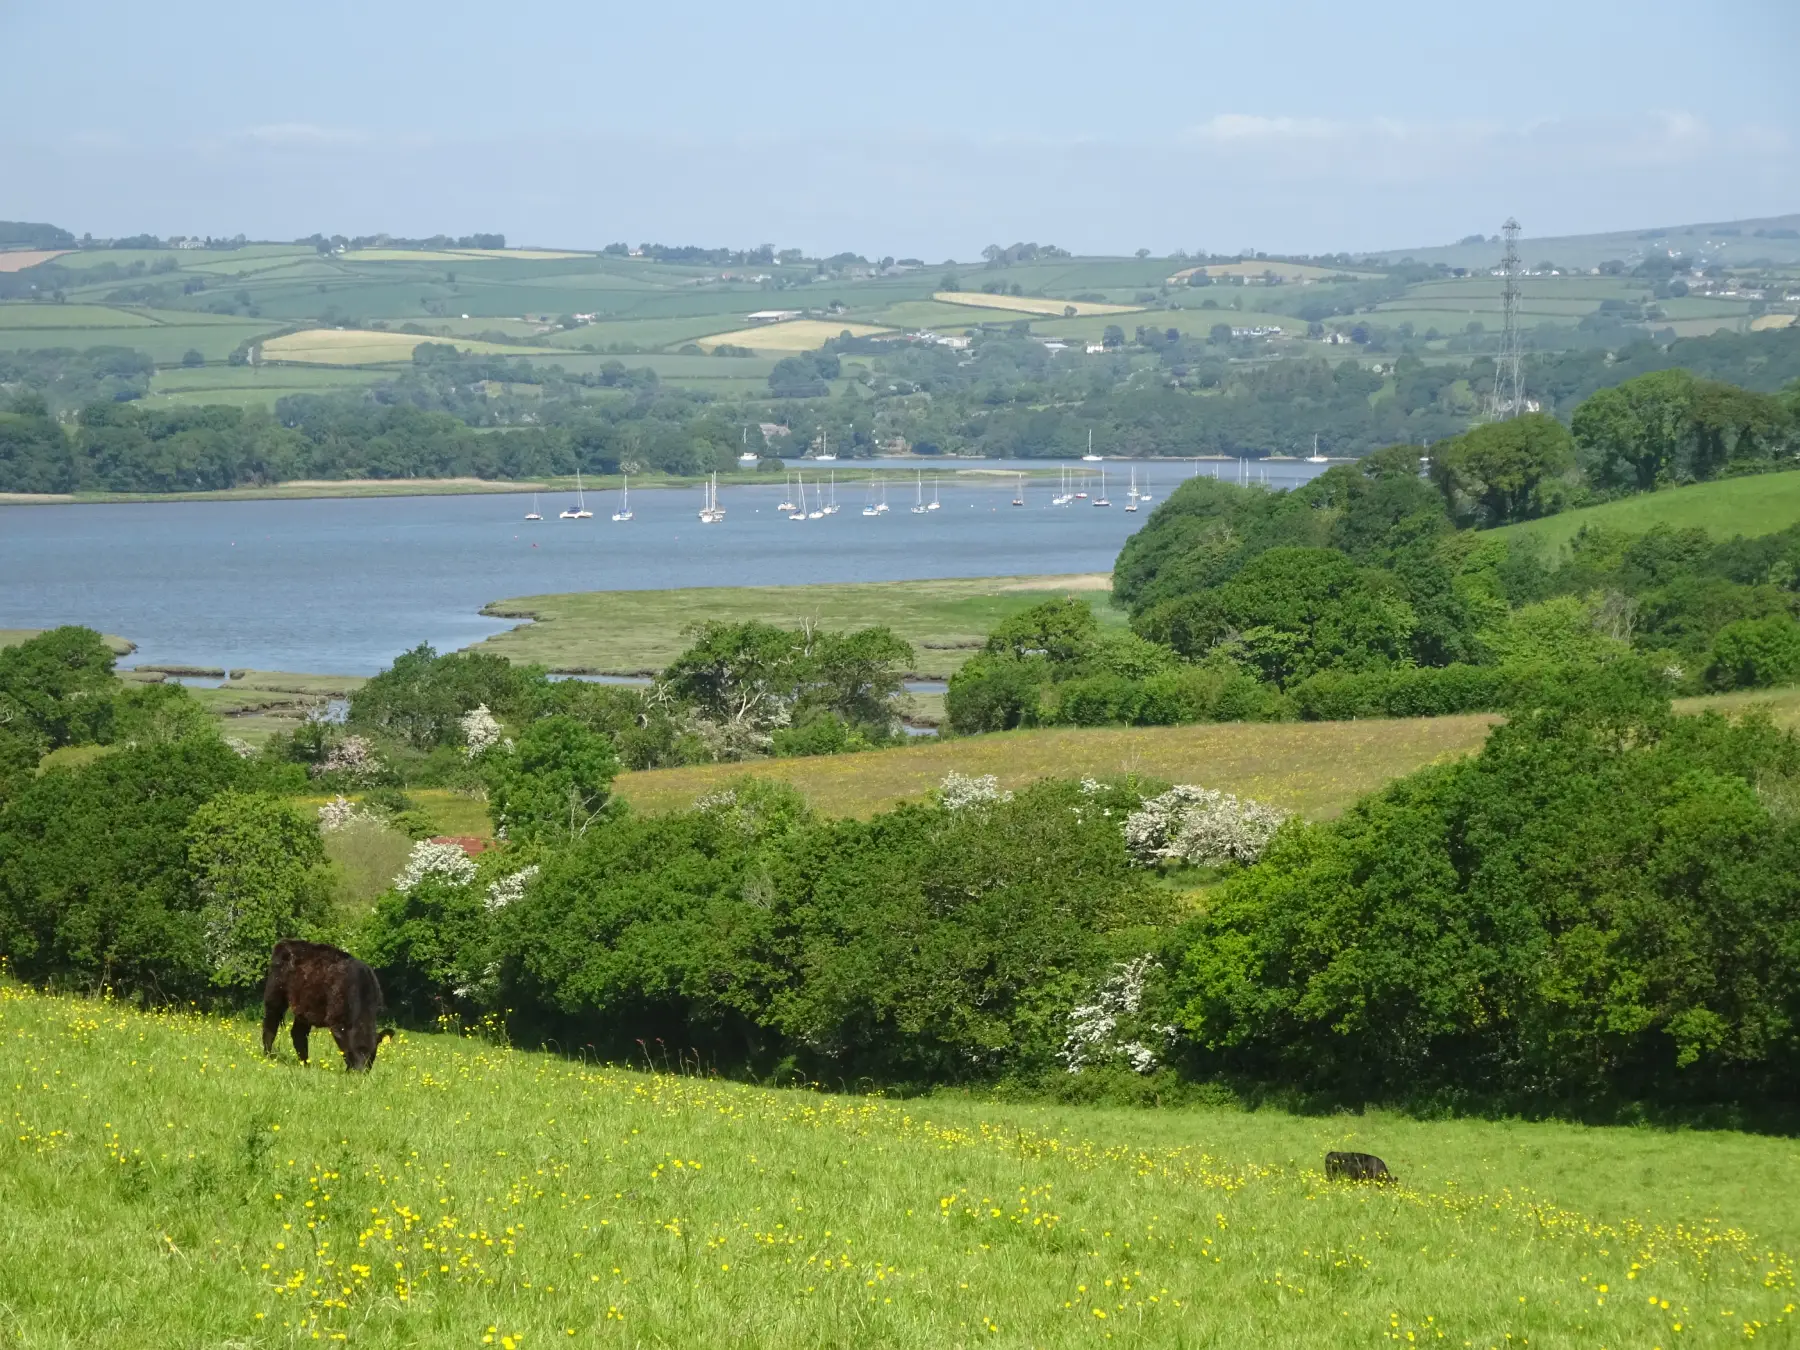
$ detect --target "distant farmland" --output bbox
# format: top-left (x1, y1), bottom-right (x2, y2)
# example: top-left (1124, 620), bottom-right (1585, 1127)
top-left (696, 319), bottom-right (895, 351)
top-left (933, 291), bottom-right (1142, 317)
top-left (260, 328), bottom-right (543, 365)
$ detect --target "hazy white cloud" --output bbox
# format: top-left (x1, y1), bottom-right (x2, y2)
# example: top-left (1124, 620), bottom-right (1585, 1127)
top-left (237, 122), bottom-right (370, 148)
top-left (1183, 113), bottom-right (1347, 143)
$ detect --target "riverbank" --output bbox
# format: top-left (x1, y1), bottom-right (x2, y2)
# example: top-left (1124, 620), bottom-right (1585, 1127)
top-left (0, 456), bottom-right (1272, 506)
top-left (473, 573), bottom-right (1118, 679)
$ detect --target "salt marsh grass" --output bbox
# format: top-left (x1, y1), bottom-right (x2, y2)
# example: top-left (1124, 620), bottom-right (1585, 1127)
top-left (3, 983), bottom-right (1795, 1347)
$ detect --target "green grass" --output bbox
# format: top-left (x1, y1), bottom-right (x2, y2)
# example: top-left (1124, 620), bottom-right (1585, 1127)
top-left (474, 576), bottom-right (1119, 678)
top-left (1489, 470), bottom-right (1800, 555)
top-left (615, 712), bottom-right (1502, 820)
top-left (320, 816), bottom-right (417, 913)
top-left (0, 629), bottom-right (135, 654)
top-left (3, 982), bottom-right (1795, 1348)
top-left (614, 686), bottom-right (1800, 820)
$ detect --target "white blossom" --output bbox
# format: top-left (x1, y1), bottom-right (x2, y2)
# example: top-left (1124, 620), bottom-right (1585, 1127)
top-left (316, 794), bottom-right (378, 832)
top-left (1059, 956), bottom-right (1176, 1075)
top-left (485, 864), bottom-right (540, 913)
top-left (393, 839), bottom-right (477, 892)
top-left (314, 733), bottom-right (383, 782)
top-left (225, 736), bottom-right (257, 759)
top-left (1123, 785), bottom-right (1288, 869)
top-left (460, 703), bottom-right (503, 757)
top-left (937, 771), bottom-right (1013, 812)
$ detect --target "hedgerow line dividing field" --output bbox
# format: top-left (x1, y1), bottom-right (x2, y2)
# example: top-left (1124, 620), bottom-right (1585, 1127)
top-left (3, 983), bottom-right (1794, 1347)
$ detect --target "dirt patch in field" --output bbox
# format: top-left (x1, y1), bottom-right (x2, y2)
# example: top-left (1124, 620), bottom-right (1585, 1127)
top-left (0, 250), bottom-right (69, 272)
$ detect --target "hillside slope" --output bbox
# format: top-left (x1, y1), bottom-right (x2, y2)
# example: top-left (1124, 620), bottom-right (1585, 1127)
top-left (1488, 469), bottom-right (1800, 554)
top-left (3, 983), bottom-right (1795, 1347)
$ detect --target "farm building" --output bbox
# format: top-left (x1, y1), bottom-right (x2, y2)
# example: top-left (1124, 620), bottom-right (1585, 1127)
top-left (745, 309), bottom-right (803, 324)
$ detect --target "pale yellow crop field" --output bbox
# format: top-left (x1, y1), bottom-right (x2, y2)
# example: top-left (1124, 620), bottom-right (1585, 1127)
top-left (696, 319), bottom-right (896, 351)
top-left (1751, 312), bottom-right (1797, 331)
top-left (260, 328), bottom-right (541, 365)
top-left (933, 291), bottom-right (1142, 317)
top-left (0, 250), bottom-right (70, 273)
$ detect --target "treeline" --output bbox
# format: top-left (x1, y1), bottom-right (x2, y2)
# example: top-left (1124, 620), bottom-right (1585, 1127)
top-left (5, 623), bottom-right (1800, 1112)
top-left (950, 401), bottom-right (1800, 734)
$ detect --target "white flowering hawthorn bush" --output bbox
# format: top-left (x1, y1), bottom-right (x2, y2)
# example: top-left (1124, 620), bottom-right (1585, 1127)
top-left (1123, 785), bottom-right (1289, 869)
top-left (314, 733), bottom-right (383, 783)
top-left (484, 864), bottom-right (540, 913)
top-left (1059, 956), bottom-right (1177, 1075)
top-left (393, 839), bottom-right (477, 892)
top-left (315, 794), bottom-right (384, 832)
top-left (460, 703), bottom-right (503, 758)
top-left (937, 771), bottom-right (1014, 812)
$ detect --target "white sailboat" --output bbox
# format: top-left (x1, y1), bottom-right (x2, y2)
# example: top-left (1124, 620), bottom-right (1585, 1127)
top-left (1082, 430), bottom-right (1102, 462)
top-left (1074, 469), bottom-right (1089, 501)
top-left (790, 476), bottom-right (809, 522)
top-left (1125, 467), bottom-right (1140, 512)
top-left (861, 472), bottom-right (880, 517)
top-left (910, 472), bottom-right (928, 514)
top-left (821, 471), bottom-right (840, 515)
top-left (777, 472), bottom-right (797, 514)
top-left (1306, 434), bottom-right (1329, 464)
top-left (1093, 468), bottom-right (1111, 507)
top-left (1012, 472), bottom-right (1026, 507)
top-left (699, 473), bottom-right (725, 523)
top-left (815, 427), bottom-right (836, 461)
top-left (525, 492), bottom-right (542, 521)
top-left (560, 470), bottom-right (592, 519)
top-left (611, 475), bottom-right (633, 522)
top-left (926, 476), bottom-right (941, 511)
top-left (875, 477), bottom-right (890, 514)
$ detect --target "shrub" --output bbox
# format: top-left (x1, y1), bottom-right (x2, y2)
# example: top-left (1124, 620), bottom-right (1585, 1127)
top-left (1705, 615), bottom-right (1800, 691)
top-left (1122, 786), bottom-right (1289, 868)
top-left (1171, 670), bottom-right (1800, 1105)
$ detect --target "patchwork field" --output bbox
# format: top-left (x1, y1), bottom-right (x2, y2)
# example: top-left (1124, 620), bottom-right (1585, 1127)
top-left (695, 319), bottom-right (896, 351)
top-left (5, 982), bottom-right (1793, 1348)
top-left (474, 574), bottom-right (1120, 677)
top-left (260, 328), bottom-right (544, 365)
top-left (934, 291), bottom-right (1143, 317)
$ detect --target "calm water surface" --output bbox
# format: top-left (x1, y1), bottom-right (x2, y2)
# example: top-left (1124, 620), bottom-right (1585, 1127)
top-left (1, 460), bottom-right (1331, 673)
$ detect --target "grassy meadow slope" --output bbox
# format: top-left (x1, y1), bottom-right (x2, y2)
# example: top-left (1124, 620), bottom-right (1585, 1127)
top-left (1490, 470), bottom-right (1800, 554)
top-left (475, 575), bottom-right (1121, 677)
top-left (612, 686), bottom-right (1800, 821)
top-left (3, 983), bottom-right (1795, 1348)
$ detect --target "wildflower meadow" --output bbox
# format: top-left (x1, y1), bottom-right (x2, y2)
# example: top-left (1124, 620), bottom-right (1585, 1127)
top-left (4, 982), bottom-right (1795, 1348)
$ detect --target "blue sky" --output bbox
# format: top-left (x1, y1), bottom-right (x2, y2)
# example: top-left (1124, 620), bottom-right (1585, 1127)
top-left (3, 0), bottom-right (1795, 258)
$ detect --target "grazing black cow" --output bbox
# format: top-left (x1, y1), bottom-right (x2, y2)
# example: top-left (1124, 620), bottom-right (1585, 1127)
top-left (1325, 1150), bottom-right (1396, 1183)
top-left (262, 940), bottom-right (393, 1072)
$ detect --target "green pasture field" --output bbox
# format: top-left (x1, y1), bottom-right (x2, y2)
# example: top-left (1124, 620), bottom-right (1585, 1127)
top-left (5, 983), bottom-right (1792, 1349)
top-left (1661, 317), bottom-right (1752, 338)
top-left (0, 319), bottom-right (274, 362)
top-left (472, 574), bottom-right (1121, 677)
top-left (1489, 470), bottom-right (1800, 554)
top-left (0, 302), bottom-right (159, 329)
top-left (612, 685), bottom-right (1800, 821)
top-left (145, 365), bottom-right (388, 407)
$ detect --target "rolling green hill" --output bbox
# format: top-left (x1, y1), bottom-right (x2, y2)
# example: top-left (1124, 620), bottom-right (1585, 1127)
top-left (1488, 470), bottom-right (1800, 553)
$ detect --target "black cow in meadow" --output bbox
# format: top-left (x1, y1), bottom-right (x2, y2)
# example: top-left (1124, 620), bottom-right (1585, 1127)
top-left (1325, 1151), bottom-right (1396, 1184)
top-left (262, 940), bottom-right (393, 1072)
